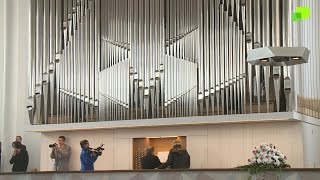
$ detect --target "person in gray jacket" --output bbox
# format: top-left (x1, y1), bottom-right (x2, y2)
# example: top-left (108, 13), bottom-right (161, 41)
top-left (50, 136), bottom-right (71, 171)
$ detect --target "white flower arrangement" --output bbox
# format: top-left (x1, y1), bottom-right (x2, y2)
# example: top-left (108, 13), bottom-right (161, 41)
top-left (248, 143), bottom-right (287, 166)
top-left (239, 143), bottom-right (290, 177)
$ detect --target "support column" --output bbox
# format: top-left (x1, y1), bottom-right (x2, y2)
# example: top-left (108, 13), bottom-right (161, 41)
top-left (0, 0), bottom-right (5, 170)
top-left (0, 0), bottom-right (41, 172)
top-left (0, 0), bottom-right (19, 172)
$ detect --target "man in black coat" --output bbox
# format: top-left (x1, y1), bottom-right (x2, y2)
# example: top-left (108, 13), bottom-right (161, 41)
top-left (10, 141), bottom-right (29, 172)
top-left (158, 140), bottom-right (190, 169)
top-left (141, 147), bottom-right (161, 169)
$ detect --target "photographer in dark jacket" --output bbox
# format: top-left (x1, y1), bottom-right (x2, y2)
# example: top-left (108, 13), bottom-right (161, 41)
top-left (158, 140), bottom-right (190, 169)
top-left (141, 147), bottom-right (161, 169)
top-left (10, 141), bottom-right (29, 172)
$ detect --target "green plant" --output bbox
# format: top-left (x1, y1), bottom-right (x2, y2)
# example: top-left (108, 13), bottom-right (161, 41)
top-left (239, 163), bottom-right (290, 175)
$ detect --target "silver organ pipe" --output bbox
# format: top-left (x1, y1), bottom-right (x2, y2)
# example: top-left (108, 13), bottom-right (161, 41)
top-left (43, 0), bottom-right (50, 124)
top-left (49, 0), bottom-right (56, 120)
top-left (253, 0), bottom-right (261, 113)
top-left (34, 0), bottom-right (44, 125)
top-left (27, 0), bottom-right (37, 124)
top-left (262, 0), bottom-right (270, 113)
top-left (282, 0), bottom-right (292, 112)
top-left (246, 0), bottom-right (252, 114)
top-left (240, 2), bottom-right (246, 114)
top-left (27, 0), bottom-right (294, 124)
top-left (272, 0), bottom-right (281, 112)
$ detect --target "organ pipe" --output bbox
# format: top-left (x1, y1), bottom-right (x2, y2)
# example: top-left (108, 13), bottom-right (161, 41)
top-left (27, 0), bottom-right (293, 124)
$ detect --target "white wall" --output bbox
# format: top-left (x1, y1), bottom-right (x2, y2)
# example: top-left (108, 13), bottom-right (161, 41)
top-left (0, 0), bottom-right (5, 143)
top-left (0, 0), bottom-right (41, 172)
top-left (302, 123), bottom-right (320, 168)
top-left (40, 121), bottom-right (304, 171)
top-left (296, 113), bottom-right (320, 168)
top-left (0, 0), bottom-right (5, 170)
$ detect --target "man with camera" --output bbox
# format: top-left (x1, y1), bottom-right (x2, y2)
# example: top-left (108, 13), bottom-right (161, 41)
top-left (80, 140), bottom-right (103, 171)
top-left (50, 136), bottom-right (71, 171)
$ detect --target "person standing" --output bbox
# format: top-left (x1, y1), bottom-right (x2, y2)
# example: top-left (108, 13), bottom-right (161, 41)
top-left (10, 141), bottom-right (29, 172)
top-left (80, 140), bottom-right (100, 171)
top-left (15, 136), bottom-right (26, 151)
top-left (158, 140), bottom-right (190, 169)
top-left (141, 147), bottom-right (162, 169)
top-left (50, 136), bottom-right (72, 171)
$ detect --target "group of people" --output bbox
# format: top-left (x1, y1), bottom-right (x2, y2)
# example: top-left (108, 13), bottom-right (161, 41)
top-left (8, 136), bottom-right (189, 172)
top-left (50, 137), bottom-right (101, 171)
top-left (8, 136), bottom-right (100, 172)
top-left (141, 140), bottom-right (190, 169)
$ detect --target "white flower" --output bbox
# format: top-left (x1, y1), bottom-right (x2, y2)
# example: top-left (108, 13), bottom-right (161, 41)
top-left (273, 156), bottom-right (281, 166)
top-left (279, 153), bottom-right (285, 159)
top-left (265, 146), bottom-right (271, 151)
top-left (257, 158), bottom-right (262, 164)
top-left (269, 143), bottom-right (273, 147)
top-left (250, 158), bottom-right (257, 164)
top-left (274, 159), bottom-right (280, 166)
top-left (262, 157), bottom-right (269, 163)
top-left (248, 143), bottom-right (288, 166)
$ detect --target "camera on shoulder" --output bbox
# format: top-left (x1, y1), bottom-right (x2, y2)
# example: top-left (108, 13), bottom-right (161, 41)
top-left (49, 143), bottom-right (58, 148)
top-left (89, 144), bottom-right (105, 156)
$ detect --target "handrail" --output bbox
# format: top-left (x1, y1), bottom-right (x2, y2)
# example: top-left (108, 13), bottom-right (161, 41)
top-left (297, 96), bottom-right (320, 119)
top-left (1, 168), bottom-right (320, 175)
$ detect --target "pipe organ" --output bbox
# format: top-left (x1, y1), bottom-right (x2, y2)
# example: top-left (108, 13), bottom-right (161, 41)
top-left (27, 0), bottom-right (294, 124)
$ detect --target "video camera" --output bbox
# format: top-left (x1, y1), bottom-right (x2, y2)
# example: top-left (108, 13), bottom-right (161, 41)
top-left (49, 143), bottom-right (58, 148)
top-left (89, 144), bottom-right (105, 156)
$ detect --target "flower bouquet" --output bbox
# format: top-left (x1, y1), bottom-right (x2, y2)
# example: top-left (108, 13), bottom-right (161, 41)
top-left (239, 143), bottom-right (290, 178)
